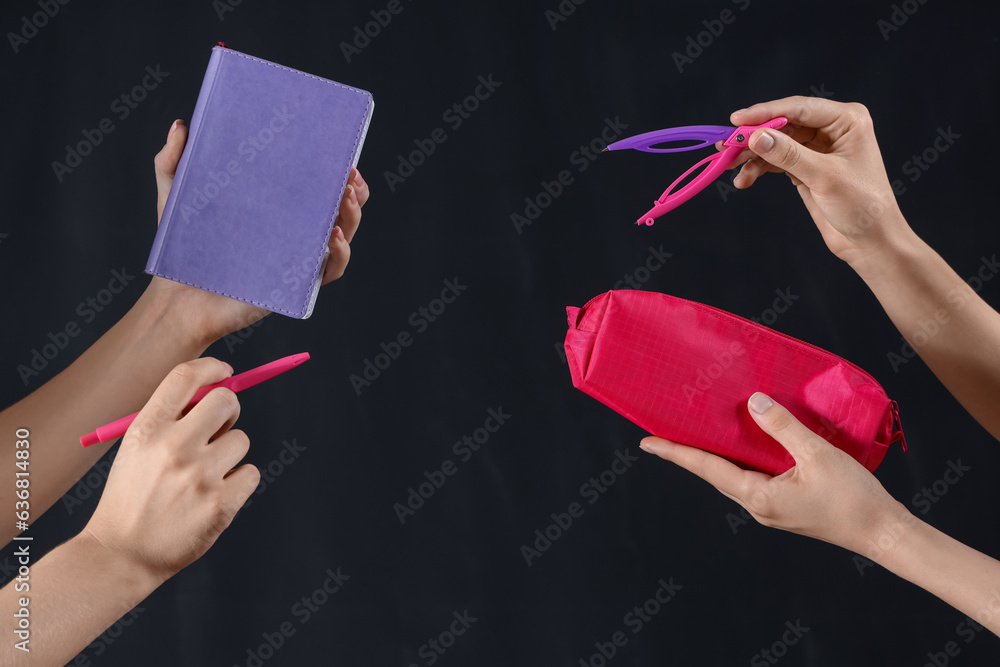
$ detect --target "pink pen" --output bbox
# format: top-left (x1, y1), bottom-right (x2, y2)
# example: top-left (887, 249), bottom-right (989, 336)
top-left (79, 352), bottom-right (310, 447)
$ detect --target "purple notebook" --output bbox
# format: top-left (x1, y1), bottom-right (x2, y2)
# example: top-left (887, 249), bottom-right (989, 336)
top-left (146, 45), bottom-right (374, 319)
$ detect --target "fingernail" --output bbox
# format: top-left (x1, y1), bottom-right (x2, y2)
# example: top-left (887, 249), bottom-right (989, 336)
top-left (224, 362), bottom-right (234, 375)
top-left (348, 184), bottom-right (358, 205)
top-left (640, 438), bottom-right (671, 454)
top-left (748, 392), bottom-right (773, 414)
top-left (353, 171), bottom-right (364, 188)
top-left (333, 225), bottom-right (345, 241)
top-left (752, 130), bottom-right (774, 153)
top-left (167, 119), bottom-right (183, 140)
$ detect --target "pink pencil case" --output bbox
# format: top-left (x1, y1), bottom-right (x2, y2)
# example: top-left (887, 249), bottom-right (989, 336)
top-left (565, 290), bottom-right (906, 475)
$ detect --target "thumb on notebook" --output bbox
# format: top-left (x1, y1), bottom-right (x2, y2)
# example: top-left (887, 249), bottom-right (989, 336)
top-left (155, 119), bottom-right (188, 223)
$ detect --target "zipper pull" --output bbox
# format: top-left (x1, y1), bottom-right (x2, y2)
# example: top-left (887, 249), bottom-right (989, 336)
top-left (888, 400), bottom-right (907, 453)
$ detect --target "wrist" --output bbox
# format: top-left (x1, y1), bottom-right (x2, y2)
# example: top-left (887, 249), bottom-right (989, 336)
top-left (848, 497), bottom-right (920, 564)
top-left (846, 211), bottom-right (924, 283)
top-left (73, 528), bottom-right (168, 600)
top-left (135, 278), bottom-right (216, 352)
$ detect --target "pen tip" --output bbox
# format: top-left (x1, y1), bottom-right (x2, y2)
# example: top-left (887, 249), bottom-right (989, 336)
top-left (601, 147), bottom-right (609, 153)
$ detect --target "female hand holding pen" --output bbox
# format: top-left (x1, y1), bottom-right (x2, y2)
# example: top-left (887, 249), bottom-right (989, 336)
top-left (0, 358), bottom-right (259, 665)
top-left (149, 119), bottom-right (372, 343)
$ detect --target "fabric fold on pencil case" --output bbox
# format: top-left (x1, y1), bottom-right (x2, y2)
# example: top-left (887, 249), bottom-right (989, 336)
top-left (564, 290), bottom-right (906, 476)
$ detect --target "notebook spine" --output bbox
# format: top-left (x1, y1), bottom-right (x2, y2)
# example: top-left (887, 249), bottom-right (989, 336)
top-left (145, 47), bottom-right (226, 275)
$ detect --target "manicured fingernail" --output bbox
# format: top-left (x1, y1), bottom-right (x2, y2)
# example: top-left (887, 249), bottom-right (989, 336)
top-left (748, 392), bottom-right (773, 414)
top-left (640, 438), bottom-right (670, 454)
top-left (353, 171), bottom-right (364, 188)
top-left (167, 119), bottom-right (183, 140)
top-left (752, 130), bottom-right (774, 153)
top-left (333, 225), bottom-right (345, 241)
top-left (348, 185), bottom-right (358, 205)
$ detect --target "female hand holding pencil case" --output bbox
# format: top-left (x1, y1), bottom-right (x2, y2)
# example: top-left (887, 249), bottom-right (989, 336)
top-left (592, 95), bottom-right (1000, 637)
top-left (565, 289), bottom-right (905, 476)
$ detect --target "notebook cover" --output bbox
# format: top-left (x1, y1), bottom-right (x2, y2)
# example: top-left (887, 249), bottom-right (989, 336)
top-left (146, 45), bottom-right (374, 319)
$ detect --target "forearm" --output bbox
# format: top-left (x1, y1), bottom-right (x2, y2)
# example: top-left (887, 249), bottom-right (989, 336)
top-left (0, 530), bottom-right (165, 665)
top-left (852, 218), bottom-right (1000, 438)
top-left (0, 283), bottom-right (209, 542)
top-left (862, 501), bottom-right (1000, 635)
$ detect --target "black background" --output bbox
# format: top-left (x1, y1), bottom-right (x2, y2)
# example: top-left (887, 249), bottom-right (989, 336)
top-left (2, 0), bottom-right (1000, 665)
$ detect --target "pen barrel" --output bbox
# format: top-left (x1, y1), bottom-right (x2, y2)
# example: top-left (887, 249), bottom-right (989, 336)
top-left (94, 411), bottom-right (141, 444)
top-left (188, 376), bottom-right (235, 405)
top-left (83, 378), bottom-right (233, 447)
top-left (79, 352), bottom-right (308, 447)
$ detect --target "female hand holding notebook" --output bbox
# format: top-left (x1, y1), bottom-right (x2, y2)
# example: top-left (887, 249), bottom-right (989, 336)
top-left (148, 117), bottom-right (371, 345)
top-left (0, 103), bottom-right (370, 662)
